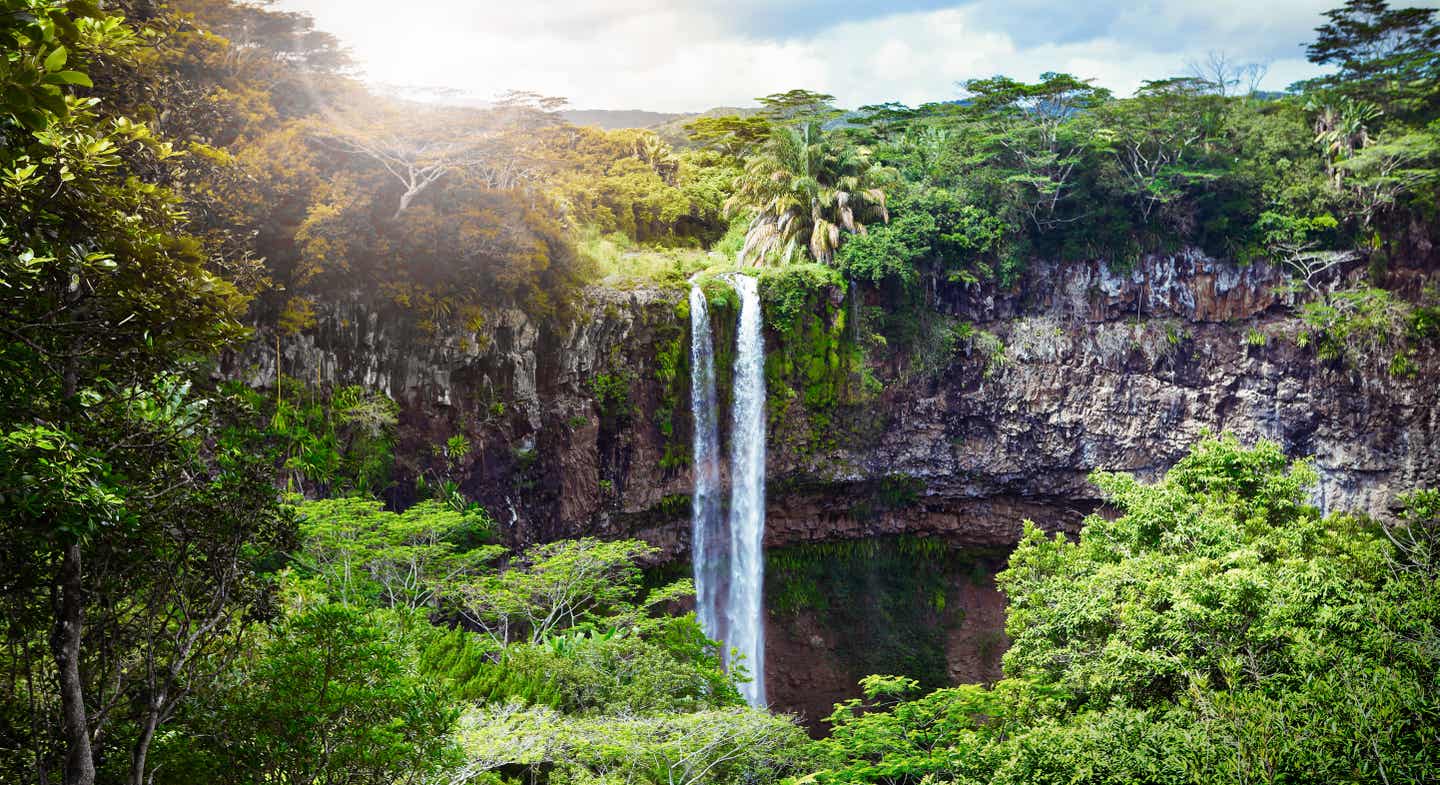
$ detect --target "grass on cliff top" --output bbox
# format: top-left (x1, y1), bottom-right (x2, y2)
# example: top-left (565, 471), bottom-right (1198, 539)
top-left (580, 229), bottom-right (736, 290)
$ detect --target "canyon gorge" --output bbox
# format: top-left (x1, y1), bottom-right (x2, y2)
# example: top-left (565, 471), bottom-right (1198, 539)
top-left (227, 248), bottom-right (1440, 724)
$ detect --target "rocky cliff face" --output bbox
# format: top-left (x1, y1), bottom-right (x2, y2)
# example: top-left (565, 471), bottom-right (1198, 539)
top-left (226, 250), bottom-right (1439, 723)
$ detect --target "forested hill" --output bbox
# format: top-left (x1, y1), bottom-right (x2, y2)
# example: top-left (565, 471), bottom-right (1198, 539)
top-left (560, 108), bottom-right (687, 129)
top-left (1, 1), bottom-right (1438, 785)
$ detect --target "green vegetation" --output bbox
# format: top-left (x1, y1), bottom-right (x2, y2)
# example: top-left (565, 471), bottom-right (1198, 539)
top-left (1296, 284), bottom-right (1439, 375)
top-left (241, 380), bottom-right (399, 495)
top-left (727, 91), bottom-right (896, 265)
top-left (588, 371), bottom-right (636, 426)
top-left (803, 435), bottom-right (1440, 785)
top-left (653, 316), bottom-right (691, 471)
top-left (580, 229), bottom-right (720, 289)
top-left (162, 499), bottom-right (765, 785)
top-left (2, 1), bottom-right (1439, 784)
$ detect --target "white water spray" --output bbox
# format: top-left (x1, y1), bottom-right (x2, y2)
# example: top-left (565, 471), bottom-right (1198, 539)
top-left (688, 284), bottom-right (724, 646)
top-left (725, 274), bottom-right (766, 706)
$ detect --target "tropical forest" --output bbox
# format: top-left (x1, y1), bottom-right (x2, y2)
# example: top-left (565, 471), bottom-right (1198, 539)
top-left (1, 0), bottom-right (1438, 783)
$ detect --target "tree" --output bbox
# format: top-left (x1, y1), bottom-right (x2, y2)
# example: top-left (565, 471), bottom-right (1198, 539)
top-left (960, 73), bottom-right (1111, 230)
top-left (192, 605), bottom-right (460, 785)
top-left (104, 390), bottom-right (293, 785)
top-left (838, 188), bottom-right (1009, 287)
top-left (756, 88), bottom-right (840, 125)
top-left (457, 538), bottom-right (668, 646)
top-left (1307, 95), bottom-right (1384, 189)
top-left (802, 438), bottom-right (1440, 785)
top-left (534, 124), bottom-right (707, 242)
top-left (0, 4), bottom-right (283, 783)
top-left (727, 121), bottom-right (894, 265)
top-left (451, 702), bottom-right (807, 785)
top-left (292, 498), bottom-right (500, 610)
top-left (1094, 77), bottom-right (1227, 225)
top-left (311, 102), bottom-right (539, 219)
top-left (998, 436), bottom-right (1439, 781)
top-left (683, 114), bottom-right (771, 160)
top-left (1334, 127), bottom-right (1440, 227)
top-left (1186, 50), bottom-right (1271, 97)
top-left (1302, 0), bottom-right (1440, 119)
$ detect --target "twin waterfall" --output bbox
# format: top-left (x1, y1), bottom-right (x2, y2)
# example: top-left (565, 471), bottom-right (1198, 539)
top-left (689, 275), bottom-right (767, 707)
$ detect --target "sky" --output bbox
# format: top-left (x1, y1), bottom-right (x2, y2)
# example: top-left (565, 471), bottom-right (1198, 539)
top-left (270, 0), bottom-right (1429, 112)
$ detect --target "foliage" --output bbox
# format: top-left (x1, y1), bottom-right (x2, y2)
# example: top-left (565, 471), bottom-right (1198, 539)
top-left (758, 262), bottom-right (847, 334)
top-left (291, 498), bottom-right (500, 610)
top-left (453, 702), bottom-right (807, 785)
top-left (242, 380), bottom-right (400, 495)
top-left (430, 616), bottom-right (738, 715)
top-left (960, 72), bottom-right (1113, 232)
top-left (170, 605), bottom-right (461, 785)
top-left (1296, 284), bottom-right (1435, 374)
top-left (654, 319), bottom-right (691, 471)
top-left (588, 371), bottom-right (636, 426)
top-left (684, 113), bottom-right (772, 160)
top-left (456, 537), bottom-right (671, 646)
top-left (5, 2), bottom-right (1440, 785)
top-left (803, 436), bottom-right (1440, 785)
top-left (0, 4), bottom-right (292, 783)
top-left (1300, 0), bottom-right (1440, 119)
top-left (839, 188), bottom-right (1012, 287)
top-left (728, 117), bottom-right (895, 265)
top-left (579, 228), bottom-right (718, 288)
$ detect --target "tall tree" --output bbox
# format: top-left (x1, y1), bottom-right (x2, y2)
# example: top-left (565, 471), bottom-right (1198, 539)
top-left (683, 114), bottom-right (772, 160)
top-left (1094, 77), bottom-right (1227, 225)
top-left (1302, 0), bottom-right (1440, 120)
top-left (0, 4), bottom-right (288, 783)
top-left (960, 72), bottom-right (1111, 230)
top-left (727, 119), bottom-right (893, 265)
top-left (756, 88), bottom-right (840, 126)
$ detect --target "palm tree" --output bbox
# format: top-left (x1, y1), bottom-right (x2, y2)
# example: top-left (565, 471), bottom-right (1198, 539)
top-left (726, 121), bottom-right (893, 266)
top-left (1309, 96), bottom-right (1383, 186)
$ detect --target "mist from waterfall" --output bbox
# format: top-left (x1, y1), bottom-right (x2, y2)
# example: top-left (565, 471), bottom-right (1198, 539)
top-left (725, 273), bottom-right (766, 707)
top-left (688, 284), bottom-right (724, 647)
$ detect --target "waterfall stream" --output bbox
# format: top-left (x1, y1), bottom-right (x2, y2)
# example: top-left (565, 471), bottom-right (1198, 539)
top-left (689, 274), bottom-right (767, 707)
top-left (688, 284), bottom-right (724, 647)
top-left (724, 274), bottom-right (767, 706)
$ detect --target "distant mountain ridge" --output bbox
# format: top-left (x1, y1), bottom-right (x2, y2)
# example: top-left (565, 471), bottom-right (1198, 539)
top-left (559, 109), bottom-right (687, 130)
top-left (561, 106), bottom-right (761, 149)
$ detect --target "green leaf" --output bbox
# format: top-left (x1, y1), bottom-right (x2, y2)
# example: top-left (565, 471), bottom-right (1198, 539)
top-left (45, 71), bottom-right (93, 87)
top-left (15, 109), bottom-right (48, 131)
top-left (43, 45), bottom-right (68, 72)
top-left (33, 86), bottom-right (66, 117)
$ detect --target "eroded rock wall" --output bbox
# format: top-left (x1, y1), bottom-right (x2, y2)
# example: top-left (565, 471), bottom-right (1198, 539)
top-left (226, 250), bottom-right (1440, 722)
top-left (231, 252), bottom-right (1437, 545)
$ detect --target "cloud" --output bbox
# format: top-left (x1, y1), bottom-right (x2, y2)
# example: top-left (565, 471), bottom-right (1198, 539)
top-left (272, 0), bottom-right (1356, 111)
top-left (966, 0), bottom-right (1335, 58)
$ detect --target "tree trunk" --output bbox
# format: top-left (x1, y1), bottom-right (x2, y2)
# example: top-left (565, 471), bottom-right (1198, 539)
top-left (129, 699), bottom-right (162, 785)
top-left (53, 543), bottom-right (95, 785)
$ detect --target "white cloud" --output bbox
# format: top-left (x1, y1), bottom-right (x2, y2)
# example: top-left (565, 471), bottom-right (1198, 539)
top-left (273, 0), bottom-right (1344, 111)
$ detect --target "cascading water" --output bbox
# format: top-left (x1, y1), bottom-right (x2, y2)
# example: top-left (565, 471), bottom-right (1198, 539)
top-left (688, 274), bottom-right (767, 707)
top-left (688, 283), bottom-right (724, 647)
top-left (724, 273), bottom-right (766, 706)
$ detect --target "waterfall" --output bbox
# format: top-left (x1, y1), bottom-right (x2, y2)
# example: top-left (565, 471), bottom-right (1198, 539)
top-left (688, 284), bottom-right (724, 647)
top-left (725, 273), bottom-right (766, 707)
top-left (688, 274), bottom-right (767, 708)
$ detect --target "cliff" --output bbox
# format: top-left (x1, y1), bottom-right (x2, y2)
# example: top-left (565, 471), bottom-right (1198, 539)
top-left (225, 250), bottom-right (1440, 724)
